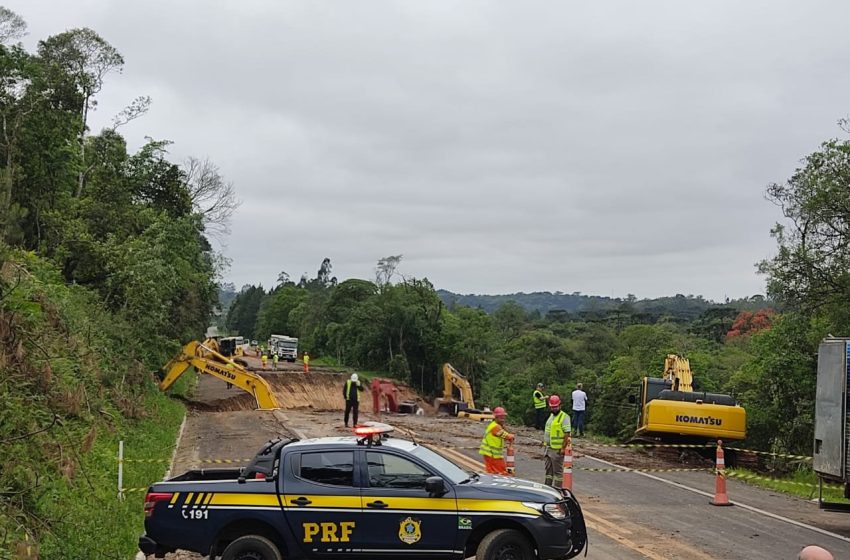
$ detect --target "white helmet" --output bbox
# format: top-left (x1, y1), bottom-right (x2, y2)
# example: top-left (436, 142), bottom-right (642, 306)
top-left (351, 373), bottom-right (359, 382)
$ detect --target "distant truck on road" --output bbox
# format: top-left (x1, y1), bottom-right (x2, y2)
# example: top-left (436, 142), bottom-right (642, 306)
top-left (269, 335), bottom-right (298, 362)
top-left (813, 337), bottom-right (850, 507)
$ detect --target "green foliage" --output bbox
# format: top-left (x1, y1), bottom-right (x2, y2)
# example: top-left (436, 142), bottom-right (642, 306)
top-left (0, 12), bottom-right (220, 557)
top-left (0, 249), bottom-right (188, 558)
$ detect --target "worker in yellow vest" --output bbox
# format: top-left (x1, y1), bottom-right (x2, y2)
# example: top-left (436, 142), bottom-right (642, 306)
top-left (343, 373), bottom-right (364, 427)
top-left (543, 395), bottom-right (571, 488)
top-left (478, 407), bottom-right (515, 475)
top-left (303, 352), bottom-right (310, 373)
top-left (261, 353), bottom-right (268, 369)
top-left (533, 383), bottom-right (548, 429)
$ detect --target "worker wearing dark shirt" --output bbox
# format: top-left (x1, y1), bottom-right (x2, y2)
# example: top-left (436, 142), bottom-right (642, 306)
top-left (343, 373), bottom-right (364, 427)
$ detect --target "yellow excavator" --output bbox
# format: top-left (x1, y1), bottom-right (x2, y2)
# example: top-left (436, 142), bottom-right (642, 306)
top-left (158, 339), bottom-right (279, 410)
top-left (633, 354), bottom-right (746, 441)
top-left (434, 363), bottom-right (494, 422)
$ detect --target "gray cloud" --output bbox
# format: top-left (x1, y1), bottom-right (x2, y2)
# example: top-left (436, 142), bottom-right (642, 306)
top-left (11, 0), bottom-right (850, 299)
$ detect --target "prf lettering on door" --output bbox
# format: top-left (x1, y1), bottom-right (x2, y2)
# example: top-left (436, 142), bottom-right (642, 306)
top-left (303, 522), bottom-right (355, 543)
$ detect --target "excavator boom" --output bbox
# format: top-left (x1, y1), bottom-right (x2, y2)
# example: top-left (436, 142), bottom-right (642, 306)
top-left (159, 340), bottom-right (279, 410)
top-left (435, 363), bottom-right (493, 421)
top-left (442, 363), bottom-right (476, 409)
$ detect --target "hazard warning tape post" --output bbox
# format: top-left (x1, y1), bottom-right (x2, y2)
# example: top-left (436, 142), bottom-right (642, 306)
top-left (562, 437), bottom-right (573, 491)
top-left (506, 442), bottom-right (516, 476)
top-left (710, 439), bottom-right (732, 506)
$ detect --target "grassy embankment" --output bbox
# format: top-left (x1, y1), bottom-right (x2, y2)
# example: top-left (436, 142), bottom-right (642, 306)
top-left (0, 251), bottom-right (191, 559)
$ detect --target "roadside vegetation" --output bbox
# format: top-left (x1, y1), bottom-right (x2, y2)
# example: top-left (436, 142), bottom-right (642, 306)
top-left (0, 8), bottom-right (226, 558)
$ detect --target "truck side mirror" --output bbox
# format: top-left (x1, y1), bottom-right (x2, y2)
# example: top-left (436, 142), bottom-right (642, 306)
top-left (628, 395), bottom-right (636, 404)
top-left (425, 476), bottom-right (447, 496)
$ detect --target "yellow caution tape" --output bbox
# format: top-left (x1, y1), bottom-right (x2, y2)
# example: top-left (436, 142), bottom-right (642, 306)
top-left (581, 442), bottom-right (714, 450)
top-left (725, 447), bottom-right (812, 461)
top-left (724, 470), bottom-right (841, 489)
top-left (123, 458), bottom-right (252, 464)
top-left (580, 467), bottom-right (710, 473)
top-left (561, 440), bottom-right (813, 461)
top-left (119, 488), bottom-right (149, 493)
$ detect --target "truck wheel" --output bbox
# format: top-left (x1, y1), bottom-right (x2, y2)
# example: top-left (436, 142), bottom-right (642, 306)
top-left (475, 529), bottom-right (534, 560)
top-left (221, 535), bottom-right (283, 560)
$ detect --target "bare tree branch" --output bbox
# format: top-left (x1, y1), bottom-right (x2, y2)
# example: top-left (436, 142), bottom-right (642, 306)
top-left (0, 7), bottom-right (26, 44)
top-left (182, 156), bottom-right (240, 238)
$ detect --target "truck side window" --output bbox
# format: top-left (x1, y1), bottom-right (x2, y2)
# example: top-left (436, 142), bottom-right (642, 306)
top-left (298, 452), bottom-right (354, 487)
top-left (367, 452), bottom-right (431, 489)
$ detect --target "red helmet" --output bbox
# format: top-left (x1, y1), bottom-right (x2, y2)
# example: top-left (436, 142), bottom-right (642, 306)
top-left (548, 395), bottom-right (561, 407)
top-left (493, 406), bottom-right (507, 418)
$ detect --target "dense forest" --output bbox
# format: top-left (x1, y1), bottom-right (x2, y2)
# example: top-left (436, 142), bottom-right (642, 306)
top-left (0, 8), bottom-right (227, 558)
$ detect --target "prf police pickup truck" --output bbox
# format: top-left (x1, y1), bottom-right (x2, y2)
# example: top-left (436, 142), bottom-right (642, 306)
top-left (139, 424), bottom-right (586, 560)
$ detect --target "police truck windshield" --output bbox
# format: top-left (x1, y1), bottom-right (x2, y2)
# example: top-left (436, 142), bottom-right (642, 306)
top-left (411, 445), bottom-right (469, 483)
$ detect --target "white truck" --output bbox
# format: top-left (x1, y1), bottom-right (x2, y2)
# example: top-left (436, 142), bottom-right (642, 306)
top-left (269, 334), bottom-right (298, 362)
top-left (813, 336), bottom-right (850, 510)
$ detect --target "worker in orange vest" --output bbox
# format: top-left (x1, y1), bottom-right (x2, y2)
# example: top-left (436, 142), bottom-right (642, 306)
top-left (303, 352), bottom-right (310, 373)
top-left (478, 407), bottom-right (515, 475)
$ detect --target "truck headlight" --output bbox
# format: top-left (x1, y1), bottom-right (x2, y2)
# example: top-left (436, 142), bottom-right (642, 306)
top-left (522, 502), bottom-right (566, 520)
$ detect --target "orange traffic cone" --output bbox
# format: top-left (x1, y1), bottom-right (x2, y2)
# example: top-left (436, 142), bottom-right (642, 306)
top-left (710, 439), bottom-right (732, 506)
top-left (506, 442), bottom-right (516, 476)
top-left (562, 439), bottom-right (573, 491)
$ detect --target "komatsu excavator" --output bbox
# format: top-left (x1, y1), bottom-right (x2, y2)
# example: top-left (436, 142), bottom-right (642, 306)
top-left (158, 339), bottom-right (279, 410)
top-left (434, 363), bottom-right (494, 421)
top-left (633, 354), bottom-right (745, 442)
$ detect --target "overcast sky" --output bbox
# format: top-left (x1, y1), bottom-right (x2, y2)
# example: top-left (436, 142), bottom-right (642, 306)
top-left (11, 1), bottom-right (850, 300)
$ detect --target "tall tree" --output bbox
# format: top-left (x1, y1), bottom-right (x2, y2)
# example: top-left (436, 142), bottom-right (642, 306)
top-left (760, 135), bottom-right (850, 322)
top-left (37, 28), bottom-right (123, 197)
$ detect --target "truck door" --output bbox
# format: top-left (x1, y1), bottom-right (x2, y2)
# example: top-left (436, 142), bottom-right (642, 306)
top-left (281, 449), bottom-right (363, 557)
top-left (359, 449), bottom-right (458, 558)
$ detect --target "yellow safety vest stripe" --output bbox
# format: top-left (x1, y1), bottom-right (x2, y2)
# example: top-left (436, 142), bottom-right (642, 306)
top-left (533, 390), bottom-right (546, 409)
top-left (345, 380), bottom-right (359, 402)
top-left (479, 421), bottom-right (506, 459)
top-left (548, 411), bottom-right (570, 449)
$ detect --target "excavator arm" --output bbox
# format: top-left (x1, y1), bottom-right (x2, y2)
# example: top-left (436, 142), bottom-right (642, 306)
top-left (442, 363), bottom-right (476, 409)
top-left (158, 340), bottom-right (279, 410)
top-left (662, 354), bottom-right (694, 392)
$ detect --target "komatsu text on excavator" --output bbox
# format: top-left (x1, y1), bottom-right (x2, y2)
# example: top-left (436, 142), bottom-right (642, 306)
top-left (632, 354), bottom-right (746, 442)
top-left (158, 338), bottom-right (279, 410)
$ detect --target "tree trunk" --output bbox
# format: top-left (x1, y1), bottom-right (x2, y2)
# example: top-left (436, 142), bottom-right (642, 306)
top-left (75, 95), bottom-right (90, 198)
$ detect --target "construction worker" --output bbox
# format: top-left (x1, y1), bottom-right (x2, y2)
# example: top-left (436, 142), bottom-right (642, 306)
top-left (343, 373), bottom-right (364, 427)
top-left (533, 383), bottom-right (548, 430)
top-left (303, 352), bottom-right (310, 373)
top-left (261, 352), bottom-right (268, 369)
top-left (272, 352), bottom-right (279, 370)
top-left (543, 395), bottom-right (571, 488)
top-left (479, 407), bottom-right (515, 475)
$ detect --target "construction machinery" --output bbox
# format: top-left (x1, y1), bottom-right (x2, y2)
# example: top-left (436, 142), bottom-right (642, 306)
top-left (158, 339), bottom-right (279, 410)
top-left (269, 334), bottom-right (298, 362)
top-left (632, 354), bottom-right (746, 442)
top-left (434, 363), bottom-right (494, 421)
top-left (813, 337), bottom-right (850, 508)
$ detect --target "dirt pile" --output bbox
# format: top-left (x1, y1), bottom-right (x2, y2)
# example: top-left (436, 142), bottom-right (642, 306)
top-left (186, 365), bottom-right (431, 414)
top-left (264, 371), bottom-right (430, 412)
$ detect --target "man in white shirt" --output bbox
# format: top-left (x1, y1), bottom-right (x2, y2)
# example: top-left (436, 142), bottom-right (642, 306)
top-left (571, 383), bottom-right (588, 437)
